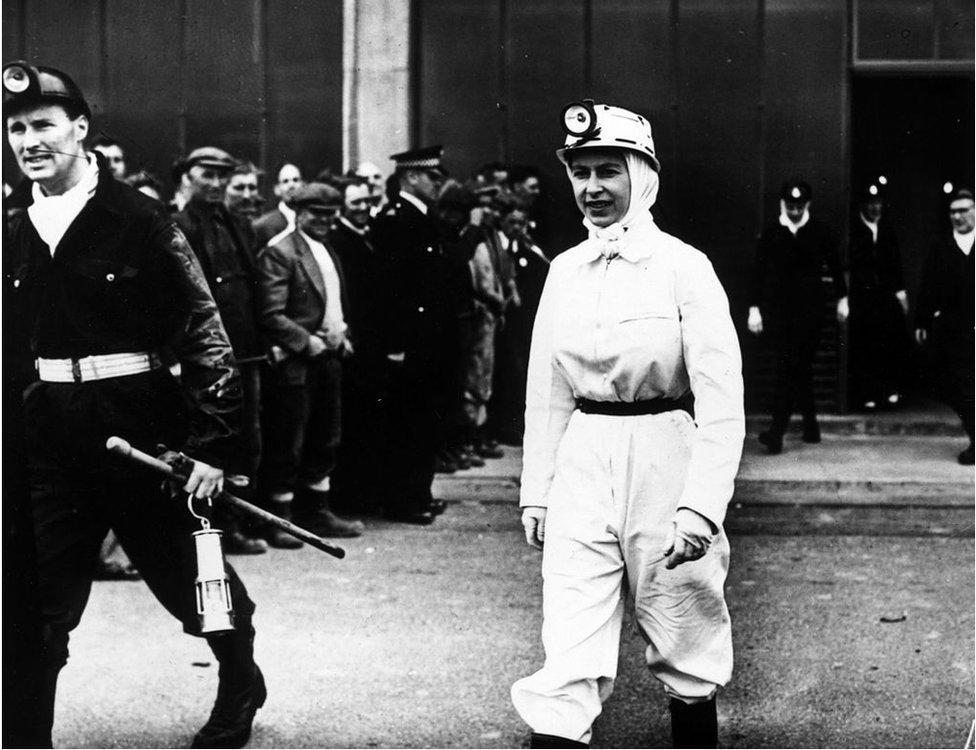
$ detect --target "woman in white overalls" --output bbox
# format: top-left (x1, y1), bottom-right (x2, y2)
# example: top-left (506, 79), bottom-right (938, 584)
top-left (511, 101), bottom-right (745, 749)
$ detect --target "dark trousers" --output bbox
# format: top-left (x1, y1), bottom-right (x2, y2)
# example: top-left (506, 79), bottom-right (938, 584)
top-left (384, 360), bottom-right (439, 511)
top-left (260, 355), bottom-right (342, 497)
top-left (849, 290), bottom-right (909, 404)
top-left (332, 353), bottom-right (389, 511)
top-left (216, 361), bottom-right (263, 527)
top-left (933, 323), bottom-right (975, 444)
top-left (23, 372), bottom-right (256, 741)
top-left (768, 314), bottom-right (821, 436)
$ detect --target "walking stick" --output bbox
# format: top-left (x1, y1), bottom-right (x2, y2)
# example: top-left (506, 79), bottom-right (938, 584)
top-left (105, 436), bottom-right (345, 559)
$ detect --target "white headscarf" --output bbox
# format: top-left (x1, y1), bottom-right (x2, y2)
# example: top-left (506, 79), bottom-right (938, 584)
top-left (576, 151), bottom-right (659, 259)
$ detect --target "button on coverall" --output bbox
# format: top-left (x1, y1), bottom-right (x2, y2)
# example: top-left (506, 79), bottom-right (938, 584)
top-left (511, 214), bottom-right (744, 743)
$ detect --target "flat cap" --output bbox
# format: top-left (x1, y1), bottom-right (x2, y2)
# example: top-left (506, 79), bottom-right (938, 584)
top-left (2, 60), bottom-right (90, 118)
top-left (780, 180), bottom-right (812, 203)
top-left (291, 182), bottom-right (342, 209)
top-left (184, 147), bottom-right (235, 173)
top-left (390, 145), bottom-right (448, 176)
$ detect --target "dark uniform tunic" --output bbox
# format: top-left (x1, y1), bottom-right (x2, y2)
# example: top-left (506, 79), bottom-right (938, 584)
top-left (750, 217), bottom-right (846, 436)
top-left (371, 195), bottom-right (457, 513)
top-left (916, 233), bottom-right (975, 445)
top-left (4, 163), bottom-right (254, 739)
top-left (846, 216), bottom-right (909, 405)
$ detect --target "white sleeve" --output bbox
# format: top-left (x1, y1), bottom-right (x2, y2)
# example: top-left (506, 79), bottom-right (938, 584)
top-left (675, 252), bottom-right (745, 528)
top-left (519, 262), bottom-right (576, 508)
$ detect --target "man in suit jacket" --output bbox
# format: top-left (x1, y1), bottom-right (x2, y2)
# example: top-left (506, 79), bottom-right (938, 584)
top-left (252, 162), bottom-right (304, 248)
top-left (916, 185), bottom-right (975, 465)
top-left (371, 145), bottom-right (456, 525)
top-left (257, 182), bottom-right (365, 541)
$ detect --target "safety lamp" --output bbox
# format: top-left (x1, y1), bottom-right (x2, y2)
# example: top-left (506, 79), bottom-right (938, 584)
top-left (561, 99), bottom-right (598, 138)
top-left (193, 528), bottom-right (235, 633)
top-left (2, 64), bottom-right (30, 94)
top-left (868, 185), bottom-right (879, 196)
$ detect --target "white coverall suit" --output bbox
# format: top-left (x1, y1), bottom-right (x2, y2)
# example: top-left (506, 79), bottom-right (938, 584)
top-left (511, 206), bottom-right (745, 744)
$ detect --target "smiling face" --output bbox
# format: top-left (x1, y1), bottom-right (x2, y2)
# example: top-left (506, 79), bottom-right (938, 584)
top-left (567, 149), bottom-right (631, 228)
top-left (6, 102), bottom-right (89, 194)
top-left (342, 183), bottom-right (372, 228)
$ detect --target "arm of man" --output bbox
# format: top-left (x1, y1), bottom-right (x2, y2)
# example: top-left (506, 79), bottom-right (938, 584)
top-left (256, 242), bottom-right (316, 356)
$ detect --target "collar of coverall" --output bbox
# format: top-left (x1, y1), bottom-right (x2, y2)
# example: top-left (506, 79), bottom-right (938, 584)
top-left (578, 151), bottom-right (659, 264)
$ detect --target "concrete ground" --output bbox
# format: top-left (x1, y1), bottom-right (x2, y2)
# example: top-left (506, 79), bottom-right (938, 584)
top-left (53, 445), bottom-right (974, 748)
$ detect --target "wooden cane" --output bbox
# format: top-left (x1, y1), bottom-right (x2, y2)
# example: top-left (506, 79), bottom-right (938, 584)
top-left (105, 436), bottom-right (345, 559)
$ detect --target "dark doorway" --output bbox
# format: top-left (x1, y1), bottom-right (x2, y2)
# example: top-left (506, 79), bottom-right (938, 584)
top-left (850, 74), bottom-right (974, 401)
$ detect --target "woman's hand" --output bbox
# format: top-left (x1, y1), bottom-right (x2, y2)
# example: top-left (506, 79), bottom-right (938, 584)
top-left (747, 306), bottom-right (763, 335)
top-left (665, 508), bottom-right (716, 569)
top-left (521, 506), bottom-right (547, 549)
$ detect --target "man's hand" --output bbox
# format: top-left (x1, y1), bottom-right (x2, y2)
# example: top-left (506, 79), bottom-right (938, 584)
top-left (665, 508), bottom-right (716, 570)
top-left (895, 290), bottom-right (909, 316)
top-left (307, 334), bottom-right (327, 357)
top-left (158, 450), bottom-right (224, 500)
top-left (387, 351), bottom-right (406, 364)
top-left (836, 295), bottom-right (849, 323)
top-left (747, 306), bottom-right (763, 335)
top-left (521, 506), bottom-right (547, 549)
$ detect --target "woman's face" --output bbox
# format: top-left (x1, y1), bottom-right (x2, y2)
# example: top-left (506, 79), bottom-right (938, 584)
top-left (568, 150), bottom-right (630, 227)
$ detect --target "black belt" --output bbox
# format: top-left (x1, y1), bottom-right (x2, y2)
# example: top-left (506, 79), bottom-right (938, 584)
top-left (576, 392), bottom-right (694, 418)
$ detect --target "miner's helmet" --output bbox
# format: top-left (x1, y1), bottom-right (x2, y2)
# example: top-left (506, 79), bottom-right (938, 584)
top-left (857, 174), bottom-right (888, 203)
top-left (2, 60), bottom-right (91, 119)
top-left (556, 99), bottom-right (660, 172)
top-left (780, 180), bottom-right (812, 204)
top-left (942, 181), bottom-right (975, 205)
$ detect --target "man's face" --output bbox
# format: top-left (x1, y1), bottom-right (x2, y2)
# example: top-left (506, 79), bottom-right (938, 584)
top-left (342, 183), bottom-right (372, 228)
top-left (6, 103), bottom-right (89, 188)
top-left (501, 209), bottom-right (528, 240)
top-left (515, 176), bottom-right (541, 207)
top-left (950, 198), bottom-right (975, 234)
top-left (407, 169), bottom-right (442, 204)
top-left (275, 164), bottom-right (304, 202)
top-left (225, 172), bottom-right (260, 219)
top-left (94, 143), bottom-right (126, 179)
top-left (861, 198), bottom-right (883, 223)
top-left (297, 205), bottom-right (339, 241)
top-left (568, 149), bottom-right (631, 228)
top-left (784, 200), bottom-right (808, 224)
top-left (185, 164), bottom-right (230, 205)
top-left (355, 162), bottom-right (384, 193)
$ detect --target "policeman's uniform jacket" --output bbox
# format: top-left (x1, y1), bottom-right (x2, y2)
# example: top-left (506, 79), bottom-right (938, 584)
top-left (174, 201), bottom-right (264, 361)
top-left (5, 158), bottom-right (241, 465)
top-left (256, 227), bottom-right (349, 385)
top-left (327, 219), bottom-right (386, 363)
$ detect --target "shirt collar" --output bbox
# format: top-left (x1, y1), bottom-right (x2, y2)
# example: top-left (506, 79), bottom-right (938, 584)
top-left (340, 216), bottom-right (369, 236)
top-left (953, 229), bottom-right (974, 256)
top-left (399, 190), bottom-right (428, 216)
top-left (298, 227), bottom-right (325, 252)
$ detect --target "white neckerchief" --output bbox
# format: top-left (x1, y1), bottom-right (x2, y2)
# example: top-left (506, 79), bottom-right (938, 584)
top-left (859, 212), bottom-right (879, 243)
top-left (278, 200), bottom-right (296, 231)
top-left (577, 151), bottom-right (659, 261)
top-left (339, 216), bottom-right (370, 237)
top-left (28, 154), bottom-right (99, 255)
top-left (399, 190), bottom-right (428, 216)
top-left (778, 200), bottom-right (810, 236)
top-left (953, 229), bottom-right (974, 256)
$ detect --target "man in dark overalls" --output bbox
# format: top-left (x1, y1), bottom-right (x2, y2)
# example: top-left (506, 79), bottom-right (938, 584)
top-left (3, 60), bottom-right (265, 748)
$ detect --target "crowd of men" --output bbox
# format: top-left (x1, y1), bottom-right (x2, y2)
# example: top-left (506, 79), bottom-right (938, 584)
top-left (84, 136), bottom-right (552, 555)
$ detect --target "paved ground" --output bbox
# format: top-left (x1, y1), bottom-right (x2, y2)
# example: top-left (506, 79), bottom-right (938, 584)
top-left (54, 483), bottom-right (973, 748)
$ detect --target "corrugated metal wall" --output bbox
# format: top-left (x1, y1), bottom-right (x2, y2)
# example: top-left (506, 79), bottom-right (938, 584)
top-left (2, 0), bottom-right (344, 197)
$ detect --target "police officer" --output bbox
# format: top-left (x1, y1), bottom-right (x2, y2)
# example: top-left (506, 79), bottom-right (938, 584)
top-left (846, 176), bottom-right (910, 410)
top-left (748, 181), bottom-right (848, 454)
top-left (3, 60), bottom-right (265, 748)
top-left (915, 184), bottom-right (975, 465)
top-left (371, 145), bottom-right (454, 524)
top-left (512, 101), bottom-right (744, 748)
top-left (174, 147), bottom-right (268, 555)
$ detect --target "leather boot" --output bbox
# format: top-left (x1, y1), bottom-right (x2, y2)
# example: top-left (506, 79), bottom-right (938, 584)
top-left (194, 627), bottom-right (266, 748)
top-left (669, 696), bottom-right (718, 749)
top-left (801, 418), bottom-right (821, 444)
top-left (758, 430), bottom-right (783, 455)
top-left (529, 732), bottom-right (588, 748)
top-left (294, 488), bottom-right (365, 538)
top-left (265, 500), bottom-right (303, 549)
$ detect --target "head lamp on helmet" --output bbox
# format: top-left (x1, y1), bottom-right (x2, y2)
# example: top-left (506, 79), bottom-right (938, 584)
top-left (556, 100), bottom-right (660, 172)
top-left (2, 60), bottom-right (91, 119)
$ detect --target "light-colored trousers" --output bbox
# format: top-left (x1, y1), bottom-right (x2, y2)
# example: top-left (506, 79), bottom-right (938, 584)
top-left (511, 409), bottom-right (733, 744)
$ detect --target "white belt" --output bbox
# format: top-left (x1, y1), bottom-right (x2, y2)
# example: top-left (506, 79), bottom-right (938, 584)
top-left (36, 351), bottom-right (163, 383)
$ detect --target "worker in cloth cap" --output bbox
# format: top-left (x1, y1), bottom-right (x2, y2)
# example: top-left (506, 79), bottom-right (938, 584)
top-left (845, 175), bottom-right (910, 411)
top-left (2, 60), bottom-right (265, 747)
top-left (747, 179), bottom-right (848, 455)
top-left (174, 147), bottom-right (270, 555)
top-left (915, 184), bottom-right (975, 465)
top-left (256, 182), bottom-right (366, 543)
top-left (370, 145), bottom-right (455, 525)
top-left (510, 100), bottom-right (744, 748)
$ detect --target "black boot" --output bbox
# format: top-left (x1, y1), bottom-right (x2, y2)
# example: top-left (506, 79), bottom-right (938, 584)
top-left (801, 419), bottom-right (821, 444)
top-left (529, 732), bottom-right (588, 748)
top-left (758, 430), bottom-right (783, 455)
top-left (669, 696), bottom-right (717, 749)
top-left (293, 488), bottom-right (365, 538)
top-left (193, 627), bottom-right (266, 748)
